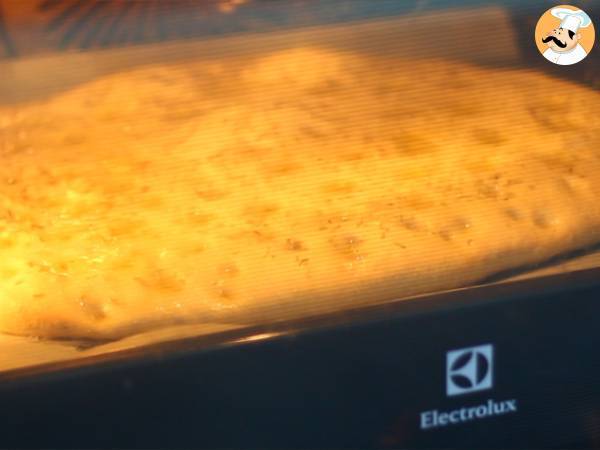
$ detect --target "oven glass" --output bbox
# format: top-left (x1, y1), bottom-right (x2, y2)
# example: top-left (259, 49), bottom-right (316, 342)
top-left (0, 0), bottom-right (598, 372)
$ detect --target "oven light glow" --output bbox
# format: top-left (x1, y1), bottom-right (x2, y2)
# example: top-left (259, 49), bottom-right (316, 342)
top-left (233, 332), bottom-right (283, 343)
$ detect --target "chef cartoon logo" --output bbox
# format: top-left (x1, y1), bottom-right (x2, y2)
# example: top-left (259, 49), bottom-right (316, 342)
top-left (535, 5), bottom-right (595, 65)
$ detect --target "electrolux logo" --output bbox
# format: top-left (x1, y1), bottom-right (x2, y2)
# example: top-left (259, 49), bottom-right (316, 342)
top-left (446, 344), bottom-right (493, 396)
top-left (419, 343), bottom-right (518, 431)
top-left (420, 399), bottom-right (517, 430)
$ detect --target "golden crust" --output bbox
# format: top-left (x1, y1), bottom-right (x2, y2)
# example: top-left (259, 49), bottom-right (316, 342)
top-left (1, 48), bottom-right (599, 339)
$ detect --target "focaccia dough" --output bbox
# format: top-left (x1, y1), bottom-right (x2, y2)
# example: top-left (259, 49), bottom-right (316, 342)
top-left (1, 48), bottom-right (599, 340)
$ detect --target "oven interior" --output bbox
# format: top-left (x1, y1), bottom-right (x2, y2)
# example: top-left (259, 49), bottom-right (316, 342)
top-left (0, 0), bottom-right (598, 375)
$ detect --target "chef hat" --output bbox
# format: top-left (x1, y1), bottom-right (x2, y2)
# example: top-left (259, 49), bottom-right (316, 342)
top-left (551, 7), bottom-right (592, 33)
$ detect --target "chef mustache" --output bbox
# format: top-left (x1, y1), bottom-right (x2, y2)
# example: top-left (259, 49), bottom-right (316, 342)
top-left (542, 35), bottom-right (567, 48)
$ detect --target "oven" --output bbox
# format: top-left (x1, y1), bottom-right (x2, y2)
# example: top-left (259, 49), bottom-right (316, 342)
top-left (0, 1), bottom-right (599, 447)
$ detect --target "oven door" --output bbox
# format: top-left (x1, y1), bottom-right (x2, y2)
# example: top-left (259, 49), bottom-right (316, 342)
top-left (0, 0), bottom-right (599, 447)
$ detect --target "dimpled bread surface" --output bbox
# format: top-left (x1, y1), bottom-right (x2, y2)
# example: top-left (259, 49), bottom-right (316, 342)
top-left (0, 48), bottom-right (599, 340)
